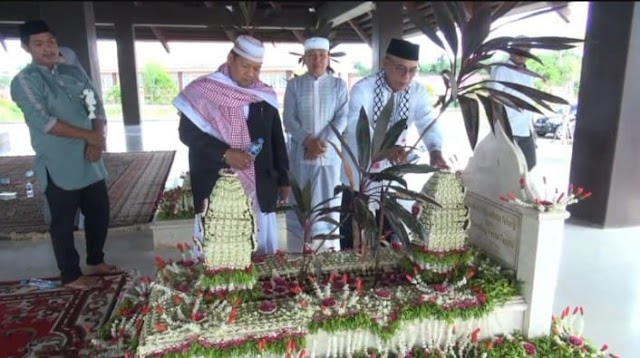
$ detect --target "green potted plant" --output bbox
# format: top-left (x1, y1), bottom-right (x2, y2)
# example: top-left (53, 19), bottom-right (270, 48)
top-left (151, 172), bottom-right (195, 248)
top-left (326, 2), bottom-right (583, 276)
top-left (402, 2), bottom-right (583, 150)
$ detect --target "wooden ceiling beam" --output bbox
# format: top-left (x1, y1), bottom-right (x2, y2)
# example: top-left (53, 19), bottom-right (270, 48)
top-left (224, 30), bottom-right (237, 42)
top-left (291, 30), bottom-right (306, 44)
top-left (347, 20), bottom-right (371, 47)
top-left (554, 3), bottom-right (572, 23)
top-left (93, 2), bottom-right (314, 29)
top-left (268, 2), bottom-right (308, 44)
top-left (316, 1), bottom-right (374, 27)
top-left (134, 2), bottom-right (171, 53)
top-left (0, 2), bottom-right (40, 23)
top-left (149, 26), bottom-right (171, 53)
top-left (0, 33), bottom-right (7, 52)
top-left (501, 1), bottom-right (569, 18)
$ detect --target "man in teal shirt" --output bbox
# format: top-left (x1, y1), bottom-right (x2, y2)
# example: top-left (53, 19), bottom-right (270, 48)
top-left (11, 20), bottom-right (118, 290)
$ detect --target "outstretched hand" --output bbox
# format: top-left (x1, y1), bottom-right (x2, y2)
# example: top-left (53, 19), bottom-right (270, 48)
top-left (429, 150), bottom-right (449, 169)
top-left (387, 146), bottom-right (408, 165)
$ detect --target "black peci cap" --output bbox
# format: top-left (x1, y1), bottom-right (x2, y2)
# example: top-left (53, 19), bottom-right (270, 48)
top-left (386, 38), bottom-right (420, 61)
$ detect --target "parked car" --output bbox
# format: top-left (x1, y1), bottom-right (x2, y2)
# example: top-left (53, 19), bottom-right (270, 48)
top-left (534, 104), bottom-right (577, 139)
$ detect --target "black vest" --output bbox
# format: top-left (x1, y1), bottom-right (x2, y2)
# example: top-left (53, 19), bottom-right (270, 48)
top-left (178, 101), bottom-right (290, 213)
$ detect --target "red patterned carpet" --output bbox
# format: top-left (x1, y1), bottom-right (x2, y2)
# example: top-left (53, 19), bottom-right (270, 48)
top-left (0, 273), bottom-right (133, 358)
top-left (0, 151), bottom-right (175, 236)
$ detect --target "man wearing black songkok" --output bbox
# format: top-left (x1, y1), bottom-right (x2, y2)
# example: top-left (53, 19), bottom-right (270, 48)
top-left (339, 38), bottom-right (449, 250)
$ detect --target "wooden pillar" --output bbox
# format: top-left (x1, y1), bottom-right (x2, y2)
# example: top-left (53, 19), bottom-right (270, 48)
top-left (39, 1), bottom-right (102, 97)
top-left (114, 4), bottom-right (141, 126)
top-left (569, 2), bottom-right (640, 227)
top-left (371, 2), bottom-right (403, 72)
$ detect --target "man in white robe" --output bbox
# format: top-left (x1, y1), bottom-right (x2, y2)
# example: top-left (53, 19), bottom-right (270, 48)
top-left (283, 37), bottom-right (348, 252)
top-left (489, 38), bottom-right (537, 171)
top-left (339, 38), bottom-right (449, 250)
top-left (174, 35), bottom-right (290, 255)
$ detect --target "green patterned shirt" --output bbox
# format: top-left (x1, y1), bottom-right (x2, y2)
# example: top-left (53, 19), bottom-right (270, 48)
top-left (10, 62), bottom-right (107, 192)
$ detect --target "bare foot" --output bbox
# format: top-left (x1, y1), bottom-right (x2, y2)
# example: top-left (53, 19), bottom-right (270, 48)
top-left (64, 275), bottom-right (100, 290)
top-left (87, 263), bottom-right (121, 275)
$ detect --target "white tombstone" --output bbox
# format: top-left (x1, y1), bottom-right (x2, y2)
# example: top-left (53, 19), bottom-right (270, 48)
top-left (462, 122), bottom-right (569, 338)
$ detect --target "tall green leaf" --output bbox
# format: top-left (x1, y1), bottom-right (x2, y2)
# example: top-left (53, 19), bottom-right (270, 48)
top-left (327, 141), bottom-right (356, 190)
top-left (379, 163), bottom-right (440, 176)
top-left (302, 178), bottom-right (313, 215)
top-left (311, 195), bottom-right (342, 212)
top-left (352, 196), bottom-right (377, 243)
top-left (384, 211), bottom-right (412, 249)
top-left (389, 185), bottom-right (442, 208)
top-left (490, 80), bottom-right (570, 105)
top-left (491, 101), bottom-right (515, 141)
top-left (461, 4), bottom-right (492, 59)
top-left (385, 198), bottom-right (428, 242)
top-left (487, 62), bottom-right (545, 80)
top-left (458, 96), bottom-right (481, 149)
top-left (404, 4), bottom-right (446, 51)
top-left (484, 87), bottom-right (547, 113)
top-left (316, 216), bottom-right (342, 228)
top-left (491, 4), bottom-right (570, 32)
top-left (371, 96), bottom-right (395, 160)
top-left (432, 3), bottom-right (459, 56)
top-left (499, 47), bottom-right (544, 64)
top-left (289, 173), bottom-right (305, 213)
top-left (491, 2), bottom-right (520, 22)
top-left (366, 172), bottom-right (408, 188)
top-left (372, 118), bottom-right (408, 162)
top-left (445, 2), bottom-right (468, 31)
top-left (476, 94), bottom-right (497, 134)
top-left (329, 123), bottom-right (358, 168)
top-left (356, 107), bottom-right (371, 170)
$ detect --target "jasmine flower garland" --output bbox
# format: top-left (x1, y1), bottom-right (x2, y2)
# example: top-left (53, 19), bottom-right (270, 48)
top-left (82, 88), bottom-right (97, 120)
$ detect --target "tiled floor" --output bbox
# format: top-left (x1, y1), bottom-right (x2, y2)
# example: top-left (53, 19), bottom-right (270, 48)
top-left (1, 118), bottom-right (638, 356)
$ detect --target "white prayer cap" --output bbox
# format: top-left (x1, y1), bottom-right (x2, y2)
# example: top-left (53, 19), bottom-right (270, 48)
top-left (232, 35), bottom-right (265, 63)
top-left (304, 37), bottom-right (330, 52)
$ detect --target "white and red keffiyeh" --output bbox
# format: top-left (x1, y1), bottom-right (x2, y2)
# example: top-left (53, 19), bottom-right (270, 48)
top-left (173, 64), bottom-right (278, 212)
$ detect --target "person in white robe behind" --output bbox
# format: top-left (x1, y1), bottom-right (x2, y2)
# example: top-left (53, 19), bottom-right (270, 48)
top-left (174, 35), bottom-right (290, 257)
top-left (283, 37), bottom-right (348, 253)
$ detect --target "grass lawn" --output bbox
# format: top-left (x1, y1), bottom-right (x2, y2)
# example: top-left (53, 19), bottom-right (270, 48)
top-left (0, 98), bottom-right (24, 124)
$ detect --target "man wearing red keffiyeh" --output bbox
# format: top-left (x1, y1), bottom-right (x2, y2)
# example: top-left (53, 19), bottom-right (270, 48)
top-left (174, 35), bottom-right (290, 254)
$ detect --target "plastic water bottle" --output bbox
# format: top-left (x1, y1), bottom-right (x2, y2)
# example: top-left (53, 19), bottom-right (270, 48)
top-left (20, 278), bottom-right (57, 290)
top-left (25, 170), bottom-right (34, 198)
top-left (247, 138), bottom-right (264, 157)
top-left (407, 152), bottom-right (420, 164)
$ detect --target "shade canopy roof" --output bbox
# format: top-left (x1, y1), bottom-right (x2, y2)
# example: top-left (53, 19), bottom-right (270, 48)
top-left (0, 1), bottom-right (569, 46)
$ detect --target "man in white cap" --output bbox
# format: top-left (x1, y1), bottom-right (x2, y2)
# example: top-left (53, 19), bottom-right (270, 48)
top-left (339, 38), bottom-right (449, 250)
top-left (173, 35), bottom-right (290, 254)
top-left (283, 37), bottom-right (348, 253)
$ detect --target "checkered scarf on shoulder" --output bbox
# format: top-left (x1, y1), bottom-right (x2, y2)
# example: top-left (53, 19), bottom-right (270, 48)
top-left (372, 70), bottom-right (411, 125)
top-left (180, 63), bottom-right (276, 212)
